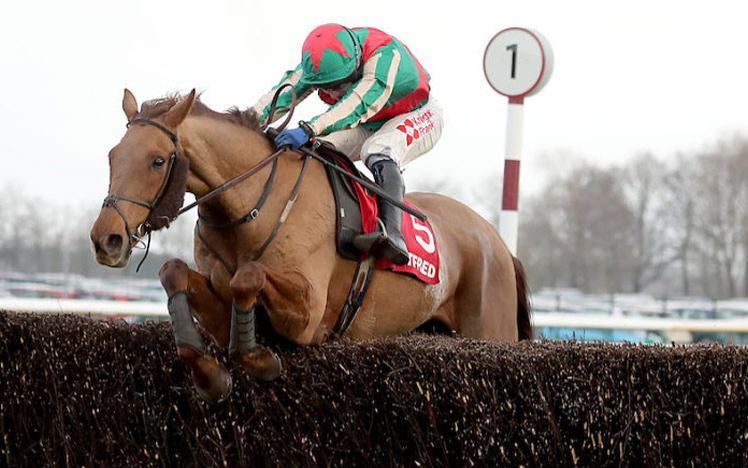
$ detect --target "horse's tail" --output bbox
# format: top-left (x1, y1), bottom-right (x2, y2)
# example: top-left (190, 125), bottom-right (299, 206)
top-left (512, 256), bottom-right (533, 340)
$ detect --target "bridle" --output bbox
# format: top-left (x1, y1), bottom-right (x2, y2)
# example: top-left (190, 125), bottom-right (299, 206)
top-left (100, 85), bottom-right (424, 274)
top-left (102, 118), bottom-right (180, 253)
top-left (101, 86), bottom-right (300, 271)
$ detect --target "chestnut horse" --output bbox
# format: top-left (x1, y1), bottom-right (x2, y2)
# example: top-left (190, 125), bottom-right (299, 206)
top-left (90, 89), bottom-right (532, 401)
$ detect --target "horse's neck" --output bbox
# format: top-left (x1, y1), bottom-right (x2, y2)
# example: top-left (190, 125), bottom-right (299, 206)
top-left (179, 114), bottom-right (335, 268)
top-left (180, 116), bottom-right (273, 218)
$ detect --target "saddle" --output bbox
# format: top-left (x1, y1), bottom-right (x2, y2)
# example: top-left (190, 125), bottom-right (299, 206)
top-left (316, 143), bottom-right (377, 261)
top-left (303, 142), bottom-right (441, 337)
top-left (315, 142), bottom-right (440, 285)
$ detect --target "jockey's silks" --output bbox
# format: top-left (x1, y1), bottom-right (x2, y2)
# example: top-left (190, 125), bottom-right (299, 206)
top-left (253, 27), bottom-right (430, 137)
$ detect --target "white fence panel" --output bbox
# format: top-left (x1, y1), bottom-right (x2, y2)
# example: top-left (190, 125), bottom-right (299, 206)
top-left (0, 298), bottom-right (167, 318)
top-left (5, 298), bottom-right (748, 334)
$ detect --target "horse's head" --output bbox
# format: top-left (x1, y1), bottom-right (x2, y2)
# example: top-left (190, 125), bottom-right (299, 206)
top-left (90, 89), bottom-right (196, 267)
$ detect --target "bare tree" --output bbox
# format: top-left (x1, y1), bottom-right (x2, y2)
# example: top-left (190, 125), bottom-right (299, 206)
top-left (519, 161), bottom-right (635, 293)
top-left (688, 136), bottom-right (748, 297)
top-left (662, 153), bottom-right (698, 295)
top-left (620, 153), bottom-right (677, 292)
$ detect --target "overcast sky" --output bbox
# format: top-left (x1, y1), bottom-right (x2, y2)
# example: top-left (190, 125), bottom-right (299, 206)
top-left (2, 0), bottom-right (747, 209)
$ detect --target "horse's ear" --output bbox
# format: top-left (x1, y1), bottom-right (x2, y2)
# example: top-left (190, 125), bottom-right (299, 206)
top-left (163, 89), bottom-right (197, 129)
top-left (122, 88), bottom-right (138, 122)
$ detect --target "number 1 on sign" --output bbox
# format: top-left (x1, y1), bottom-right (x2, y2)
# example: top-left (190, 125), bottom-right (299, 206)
top-left (506, 44), bottom-right (517, 79)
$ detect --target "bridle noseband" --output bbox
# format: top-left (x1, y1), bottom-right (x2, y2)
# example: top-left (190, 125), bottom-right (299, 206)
top-left (102, 118), bottom-right (180, 251)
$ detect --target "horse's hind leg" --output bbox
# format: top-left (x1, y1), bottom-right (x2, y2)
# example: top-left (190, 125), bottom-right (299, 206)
top-left (454, 248), bottom-right (518, 341)
top-left (160, 258), bottom-right (233, 402)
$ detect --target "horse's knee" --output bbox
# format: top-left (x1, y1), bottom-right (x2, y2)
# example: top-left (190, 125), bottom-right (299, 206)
top-left (230, 263), bottom-right (267, 306)
top-left (159, 258), bottom-right (189, 296)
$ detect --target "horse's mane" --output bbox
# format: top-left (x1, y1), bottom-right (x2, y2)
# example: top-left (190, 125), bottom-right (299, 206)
top-left (139, 93), bottom-right (261, 131)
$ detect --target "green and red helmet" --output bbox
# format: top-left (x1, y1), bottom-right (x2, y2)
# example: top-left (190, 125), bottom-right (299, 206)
top-left (300, 24), bottom-right (362, 87)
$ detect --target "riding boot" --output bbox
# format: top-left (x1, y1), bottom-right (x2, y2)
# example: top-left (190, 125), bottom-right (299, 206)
top-left (353, 156), bottom-right (409, 265)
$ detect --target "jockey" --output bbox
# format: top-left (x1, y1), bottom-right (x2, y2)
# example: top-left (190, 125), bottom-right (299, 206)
top-left (253, 24), bottom-right (444, 266)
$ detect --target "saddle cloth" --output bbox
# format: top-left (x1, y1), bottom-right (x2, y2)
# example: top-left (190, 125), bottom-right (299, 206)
top-left (317, 144), bottom-right (440, 285)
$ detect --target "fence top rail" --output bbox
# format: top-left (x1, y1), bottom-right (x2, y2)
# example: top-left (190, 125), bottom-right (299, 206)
top-left (6, 298), bottom-right (748, 333)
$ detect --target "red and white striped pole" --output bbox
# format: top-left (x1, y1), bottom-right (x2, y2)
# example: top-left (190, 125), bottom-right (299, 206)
top-left (484, 27), bottom-right (553, 256)
top-left (500, 96), bottom-right (525, 254)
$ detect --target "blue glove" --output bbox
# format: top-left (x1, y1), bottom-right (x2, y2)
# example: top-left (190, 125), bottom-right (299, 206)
top-left (274, 127), bottom-right (310, 150)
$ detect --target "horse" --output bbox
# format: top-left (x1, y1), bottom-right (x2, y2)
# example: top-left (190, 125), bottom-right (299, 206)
top-left (90, 89), bottom-right (532, 401)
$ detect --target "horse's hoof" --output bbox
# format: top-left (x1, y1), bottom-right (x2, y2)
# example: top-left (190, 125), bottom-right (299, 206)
top-left (190, 362), bottom-right (233, 403)
top-left (234, 347), bottom-right (283, 381)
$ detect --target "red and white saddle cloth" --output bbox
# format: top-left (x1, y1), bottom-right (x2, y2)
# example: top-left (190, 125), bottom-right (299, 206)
top-left (351, 180), bottom-right (441, 285)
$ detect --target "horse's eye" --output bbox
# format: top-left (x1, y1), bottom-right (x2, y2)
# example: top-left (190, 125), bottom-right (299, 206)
top-left (152, 157), bottom-right (166, 168)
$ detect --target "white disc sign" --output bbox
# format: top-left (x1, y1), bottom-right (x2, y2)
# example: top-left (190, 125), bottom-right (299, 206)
top-left (483, 27), bottom-right (554, 98)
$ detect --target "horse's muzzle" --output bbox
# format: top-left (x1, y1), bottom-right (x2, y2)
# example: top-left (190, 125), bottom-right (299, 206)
top-left (90, 231), bottom-right (130, 268)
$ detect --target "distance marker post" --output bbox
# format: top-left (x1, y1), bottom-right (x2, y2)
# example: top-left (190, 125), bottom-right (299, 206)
top-left (483, 27), bottom-right (554, 255)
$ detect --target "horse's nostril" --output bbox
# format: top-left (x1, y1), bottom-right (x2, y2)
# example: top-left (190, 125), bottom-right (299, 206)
top-left (104, 234), bottom-right (124, 253)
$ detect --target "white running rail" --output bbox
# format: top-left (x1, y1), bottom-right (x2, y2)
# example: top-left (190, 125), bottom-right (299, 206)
top-left (0, 298), bottom-right (167, 318)
top-left (3, 298), bottom-right (748, 334)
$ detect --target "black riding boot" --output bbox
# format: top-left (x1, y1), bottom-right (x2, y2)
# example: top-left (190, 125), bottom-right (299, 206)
top-left (353, 156), bottom-right (410, 265)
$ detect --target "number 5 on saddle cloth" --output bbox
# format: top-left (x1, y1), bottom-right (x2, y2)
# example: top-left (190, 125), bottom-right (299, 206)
top-left (314, 142), bottom-right (441, 336)
top-left (317, 143), bottom-right (440, 284)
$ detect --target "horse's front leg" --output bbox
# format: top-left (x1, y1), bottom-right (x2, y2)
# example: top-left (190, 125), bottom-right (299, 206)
top-left (160, 258), bottom-right (233, 402)
top-left (229, 261), bottom-right (283, 381)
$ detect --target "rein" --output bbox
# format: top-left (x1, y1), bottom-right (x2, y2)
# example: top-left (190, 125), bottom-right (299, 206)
top-left (102, 86), bottom-right (299, 271)
top-left (177, 150), bottom-right (283, 219)
top-left (104, 83), bottom-right (425, 276)
top-left (179, 83), bottom-right (299, 223)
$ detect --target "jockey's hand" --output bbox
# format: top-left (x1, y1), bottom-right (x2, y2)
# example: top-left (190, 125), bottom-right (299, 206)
top-left (274, 127), bottom-right (310, 150)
